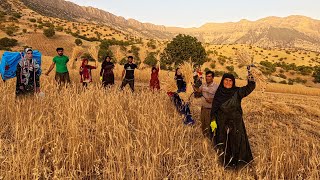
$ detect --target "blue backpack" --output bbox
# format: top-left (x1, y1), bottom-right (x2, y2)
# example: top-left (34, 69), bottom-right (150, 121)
top-left (0, 50), bottom-right (42, 81)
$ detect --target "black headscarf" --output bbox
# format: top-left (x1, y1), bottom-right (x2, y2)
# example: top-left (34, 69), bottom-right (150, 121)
top-left (211, 73), bottom-right (239, 114)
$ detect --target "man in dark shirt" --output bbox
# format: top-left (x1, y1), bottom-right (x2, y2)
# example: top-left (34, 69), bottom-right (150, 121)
top-left (120, 56), bottom-right (137, 92)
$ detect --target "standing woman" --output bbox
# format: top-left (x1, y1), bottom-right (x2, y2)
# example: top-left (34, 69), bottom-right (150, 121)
top-left (211, 73), bottom-right (256, 169)
top-left (16, 48), bottom-right (41, 97)
top-left (79, 58), bottom-right (97, 87)
top-left (100, 56), bottom-right (115, 87)
top-left (175, 68), bottom-right (186, 93)
top-left (149, 66), bottom-right (160, 91)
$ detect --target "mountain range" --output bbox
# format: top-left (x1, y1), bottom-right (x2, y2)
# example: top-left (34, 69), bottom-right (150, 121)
top-left (8, 0), bottom-right (320, 51)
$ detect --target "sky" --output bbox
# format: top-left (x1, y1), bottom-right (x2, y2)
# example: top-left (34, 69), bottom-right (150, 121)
top-left (67, 0), bottom-right (320, 28)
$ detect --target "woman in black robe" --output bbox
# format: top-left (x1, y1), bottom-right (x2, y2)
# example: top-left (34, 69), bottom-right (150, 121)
top-left (211, 73), bottom-right (255, 169)
top-left (100, 56), bottom-right (115, 87)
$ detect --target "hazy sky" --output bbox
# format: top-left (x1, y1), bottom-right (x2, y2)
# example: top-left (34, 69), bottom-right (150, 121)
top-left (67, 0), bottom-right (320, 27)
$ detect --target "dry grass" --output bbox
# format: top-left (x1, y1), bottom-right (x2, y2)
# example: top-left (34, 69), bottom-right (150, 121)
top-left (0, 61), bottom-right (320, 179)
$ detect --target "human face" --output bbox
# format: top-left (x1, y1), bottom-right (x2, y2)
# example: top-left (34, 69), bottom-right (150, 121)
top-left (57, 50), bottom-right (64, 56)
top-left (223, 78), bottom-right (233, 89)
top-left (26, 51), bottom-right (33, 60)
top-left (128, 57), bottom-right (133, 63)
top-left (84, 60), bottom-right (88, 65)
top-left (176, 69), bottom-right (181, 75)
top-left (205, 73), bottom-right (213, 84)
top-left (106, 57), bottom-right (111, 62)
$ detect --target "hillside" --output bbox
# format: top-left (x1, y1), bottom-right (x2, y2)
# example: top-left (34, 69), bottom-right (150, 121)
top-left (0, 0), bottom-right (319, 87)
top-left (19, 0), bottom-right (320, 52)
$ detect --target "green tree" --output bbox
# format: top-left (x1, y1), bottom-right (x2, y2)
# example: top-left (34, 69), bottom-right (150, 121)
top-left (144, 52), bottom-right (158, 67)
top-left (43, 28), bottom-right (55, 38)
top-left (313, 66), bottom-right (320, 83)
top-left (81, 53), bottom-right (95, 62)
top-left (226, 65), bottom-right (234, 72)
top-left (0, 37), bottom-right (18, 50)
top-left (98, 49), bottom-right (114, 62)
top-left (160, 34), bottom-right (207, 67)
top-left (75, 38), bottom-right (83, 46)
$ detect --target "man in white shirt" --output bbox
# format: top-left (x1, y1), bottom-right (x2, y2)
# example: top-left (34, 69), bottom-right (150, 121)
top-left (194, 70), bottom-right (219, 139)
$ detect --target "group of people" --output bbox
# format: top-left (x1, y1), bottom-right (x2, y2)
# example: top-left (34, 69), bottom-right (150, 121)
top-left (15, 47), bottom-right (160, 96)
top-left (14, 47), bottom-right (256, 170)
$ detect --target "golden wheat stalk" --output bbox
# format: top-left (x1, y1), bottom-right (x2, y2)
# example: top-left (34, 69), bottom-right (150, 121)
top-left (235, 49), bottom-right (268, 92)
top-left (71, 46), bottom-right (84, 69)
top-left (88, 46), bottom-right (99, 62)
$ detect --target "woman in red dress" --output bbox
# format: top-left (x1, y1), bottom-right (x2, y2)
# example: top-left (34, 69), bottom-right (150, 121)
top-left (79, 58), bottom-right (97, 87)
top-left (149, 66), bottom-right (160, 91)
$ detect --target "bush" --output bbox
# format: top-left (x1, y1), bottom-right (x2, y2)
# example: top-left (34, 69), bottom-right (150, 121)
top-left (210, 62), bottom-right (216, 69)
top-left (119, 57), bottom-right (127, 65)
top-left (75, 38), bottom-right (83, 46)
top-left (279, 80), bottom-right (287, 84)
top-left (144, 52), bottom-right (158, 67)
top-left (12, 12), bottom-right (22, 19)
top-left (313, 66), bottom-right (320, 83)
top-left (218, 56), bottom-right (227, 65)
top-left (0, 37), bottom-right (18, 50)
top-left (43, 28), bottom-right (55, 37)
top-left (214, 70), bottom-right (226, 77)
top-left (81, 53), bottom-right (95, 62)
top-left (278, 73), bottom-right (287, 79)
top-left (29, 18), bottom-right (36, 23)
top-left (226, 65), bottom-right (234, 72)
top-left (147, 39), bottom-right (157, 49)
top-left (204, 68), bottom-right (211, 72)
top-left (22, 29), bottom-right (27, 33)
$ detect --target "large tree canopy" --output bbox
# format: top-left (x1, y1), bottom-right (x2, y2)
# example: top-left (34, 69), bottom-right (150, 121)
top-left (160, 34), bottom-right (207, 67)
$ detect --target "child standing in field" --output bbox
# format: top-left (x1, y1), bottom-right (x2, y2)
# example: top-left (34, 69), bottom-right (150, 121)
top-left (150, 66), bottom-right (160, 91)
top-left (79, 58), bottom-right (97, 87)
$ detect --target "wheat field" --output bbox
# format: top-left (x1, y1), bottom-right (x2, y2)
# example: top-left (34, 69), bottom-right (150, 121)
top-left (0, 62), bottom-right (320, 179)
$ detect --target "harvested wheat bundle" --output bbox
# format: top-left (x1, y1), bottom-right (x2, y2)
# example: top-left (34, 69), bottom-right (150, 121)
top-left (71, 46), bottom-right (84, 69)
top-left (235, 50), bottom-right (268, 92)
top-left (178, 62), bottom-right (195, 101)
top-left (235, 49), bottom-right (253, 66)
top-left (160, 71), bottom-right (176, 92)
top-left (88, 46), bottom-right (99, 62)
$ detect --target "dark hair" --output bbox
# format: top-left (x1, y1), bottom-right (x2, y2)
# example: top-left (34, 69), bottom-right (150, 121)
top-left (128, 56), bottom-right (133, 59)
top-left (206, 70), bottom-right (215, 78)
top-left (152, 67), bottom-right (157, 71)
top-left (56, 47), bottom-right (64, 51)
top-left (105, 56), bottom-right (111, 61)
top-left (175, 68), bottom-right (180, 76)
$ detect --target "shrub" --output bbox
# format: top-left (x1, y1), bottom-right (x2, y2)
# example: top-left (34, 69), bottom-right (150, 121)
top-left (29, 18), bottom-right (36, 23)
top-left (210, 62), bottom-right (216, 69)
top-left (226, 65), bottom-right (234, 72)
top-left (0, 37), bottom-right (18, 50)
top-left (75, 38), bottom-right (83, 46)
top-left (144, 52), bottom-right (158, 67)
top-left (43, 28), bottom-right (55, 38)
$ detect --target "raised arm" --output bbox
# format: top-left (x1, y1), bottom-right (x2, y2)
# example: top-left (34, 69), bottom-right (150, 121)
top-left (238, 79), bottom-right (256, 99)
